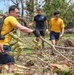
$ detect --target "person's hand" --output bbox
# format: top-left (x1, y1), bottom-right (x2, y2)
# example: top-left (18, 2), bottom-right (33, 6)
top-left (46, 29), bottom-right (50, 36)
top-left (59, 34), bottom-right (63, 39)
top-left (0, 44), bottom-right (4, 53)
top-left (33, 29), bottom-right (40, 37)
top-left (29, 23), bottom-right (33, 26)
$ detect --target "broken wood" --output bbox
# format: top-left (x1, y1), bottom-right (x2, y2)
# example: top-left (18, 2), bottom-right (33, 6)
top-left (64, 38), bottom-right (74, 47)
top-left (55, 46), bottom-right (74, 50)
top-left (39, 36), bottom-right (74, 64)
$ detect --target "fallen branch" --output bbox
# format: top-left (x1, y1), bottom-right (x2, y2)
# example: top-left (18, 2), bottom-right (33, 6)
top-left (39, 36), bottom-right (74, 64)
top-left (55, 46), bottom-right (74, 50)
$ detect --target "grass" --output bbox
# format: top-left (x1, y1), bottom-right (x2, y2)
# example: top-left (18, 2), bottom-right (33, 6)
top-left (2, 34), bottom-right (73, 74)
top-left (63, 34), bottom-right (74, 39)
top-left (19, 34), bottom-right (74, 54)
top-left (22, 48), bottom-right (34, 54)
top-left (0, 73), bottom-right (15, 75)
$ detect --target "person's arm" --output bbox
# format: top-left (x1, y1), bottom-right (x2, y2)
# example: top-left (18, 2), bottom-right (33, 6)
top-left (44, 15), bottom-right (49, 35)
top-left (47, 20), bottom-right (52, 35)
top-left (47, 25), bottom-right (51, 36)
top-left (0, 44), bottom-right (4, 53)
top-left (60, 20), bottom-right (65, 39)
top-left (45, 20), bottom-right (48, 29)
top-left (29, 16), bottom-right (36, 26)
top-left (61, 28), bottom-right (64, 36)
top-left (15, 23), bottom-right (40, 37)
top-left (17, 17), bottom-right (29, 27)
top-left (9, 16), bottom-right (40, 36)
top-left (60, 28), bottom-right (64, 39)
top-left (29, 21), bottom-right (36, 26)
top-left (15, 23), bottom-right (33, 33)
top-left (45, 20), bottom-right (49, 35)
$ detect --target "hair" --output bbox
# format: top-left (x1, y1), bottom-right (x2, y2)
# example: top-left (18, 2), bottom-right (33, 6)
top-left (9, 5), bottom-right (19, 13)
top-left (54, 11), bottom-right (60, 16)
top-left (37, 8), bottom-right (41, 11)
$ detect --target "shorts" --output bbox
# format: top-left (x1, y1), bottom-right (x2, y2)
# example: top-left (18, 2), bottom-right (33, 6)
top-left (50, 31), bottom-right (60, 40)
top-left (36, 29), bottom-right (45, 37)
top-left (0, 45), bottom-right (15, 64)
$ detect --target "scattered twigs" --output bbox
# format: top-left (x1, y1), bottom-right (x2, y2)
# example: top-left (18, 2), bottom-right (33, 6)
top-left (39, 36), bottom-right (74, 64)
top-left (55, 46), bottom-right (74, 50)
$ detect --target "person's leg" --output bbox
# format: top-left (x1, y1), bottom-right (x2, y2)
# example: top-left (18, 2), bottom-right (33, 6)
top-left (3, 45), bottom-right (15, 73)
top-left (51, 40), bottom-right (58, 54)
top-left (51, 40), bottom-right (56, 55)
top-left (50, 31), bottom-right (56, 45)
top-left (2, 54), bottom-right (15, 73)
top-left (8, 63), bottom-right (15, 73)
top-left (42, 36), bottom-right (45, 49)
top-left (40, 30), bottom-right (45, 49)
top-left (36, 37), bottom-right (39, 42)
top-left (0, 65), bottom-right (2, 73)
top-left (0, 54), bottom-right (15, 73)
top-left (50, 31), bottom-right (56, 54)
top-left (51, 40), bottom-right (57, 46)
top-left (35, 29), bottom-right (40, 42)
top-left (50, 31), bottom-right (60, 55)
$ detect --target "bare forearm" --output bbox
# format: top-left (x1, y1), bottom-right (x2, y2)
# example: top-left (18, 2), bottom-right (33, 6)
top-left (0, 44), bottom-right (4, 52)
top-left (45, 20), bottom-right (48, 29)
top-left (48, 25), bottom-right (51, 31)
top-left (29, 21), bottom-right (36, 26)
top-left (20, 26), bottom-right (33, 33)
top-left (46, 23), bottom-right (48, 29)
top-left (29, 22), bottom-right (34, 26)
top-left (15, 23), bottom-right (40, 37)
top-left (16, 23), bottom-right (33, 33)
top-left (60, 28), bottom-right (64, 39)
top-left (61, 28), bottom-right (64, 35)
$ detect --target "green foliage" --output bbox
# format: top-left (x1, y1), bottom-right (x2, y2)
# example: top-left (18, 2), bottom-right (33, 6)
top-left (0, 74), bottom-right (15, 75)
top-left (43, 0), bottom-right (74, 28)
top-left (9, 30), bottom-right (25, 58)
top-left (0, 10), bottom-right (3, 14)
top-left (1, 0), bottom-right (74, 28)
top-left (32, 39), bottom-right (42, 50)
top-left (26, 0), bottom-right (34, 21)
top-left (58, 71), bottom-right (71, 75)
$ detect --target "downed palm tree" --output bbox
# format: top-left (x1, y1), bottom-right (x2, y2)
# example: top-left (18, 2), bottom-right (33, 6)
top-left (6, 29), bottom-right (33, 61)
top-left (9, 30), bottom-right (26, 59)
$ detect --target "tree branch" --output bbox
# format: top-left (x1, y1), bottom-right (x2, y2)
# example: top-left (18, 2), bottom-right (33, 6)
top-left (11, 0), bottom-right (17, 5)
top-left (40, 36), bottom-right (74, 64)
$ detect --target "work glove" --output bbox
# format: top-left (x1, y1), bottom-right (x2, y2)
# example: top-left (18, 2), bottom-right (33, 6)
top-left (33, 29), bottom-right (40, 37)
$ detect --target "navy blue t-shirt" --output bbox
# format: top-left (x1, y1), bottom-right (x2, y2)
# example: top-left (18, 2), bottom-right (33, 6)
top-left (34, 14), bottom-right (47, 30)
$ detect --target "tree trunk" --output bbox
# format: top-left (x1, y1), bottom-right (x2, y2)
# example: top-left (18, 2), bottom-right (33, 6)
top-left (20, 0), bottom-right (24, 17)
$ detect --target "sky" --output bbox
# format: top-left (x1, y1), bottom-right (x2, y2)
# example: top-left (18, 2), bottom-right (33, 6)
top-left (0, 0), bottom-right (12, 13)
top-left (0, 0), bottom-right (74, 13)
top-left (0, 1), bottom-right (6, 12)
top-left (0, 0), bottom-right (44, 14)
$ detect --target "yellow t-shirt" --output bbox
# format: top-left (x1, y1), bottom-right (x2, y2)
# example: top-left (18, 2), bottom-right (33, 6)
top-left (49, 18), bottom-right (65, 32)
top-left (0, 16), bottom-right (19, 45)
